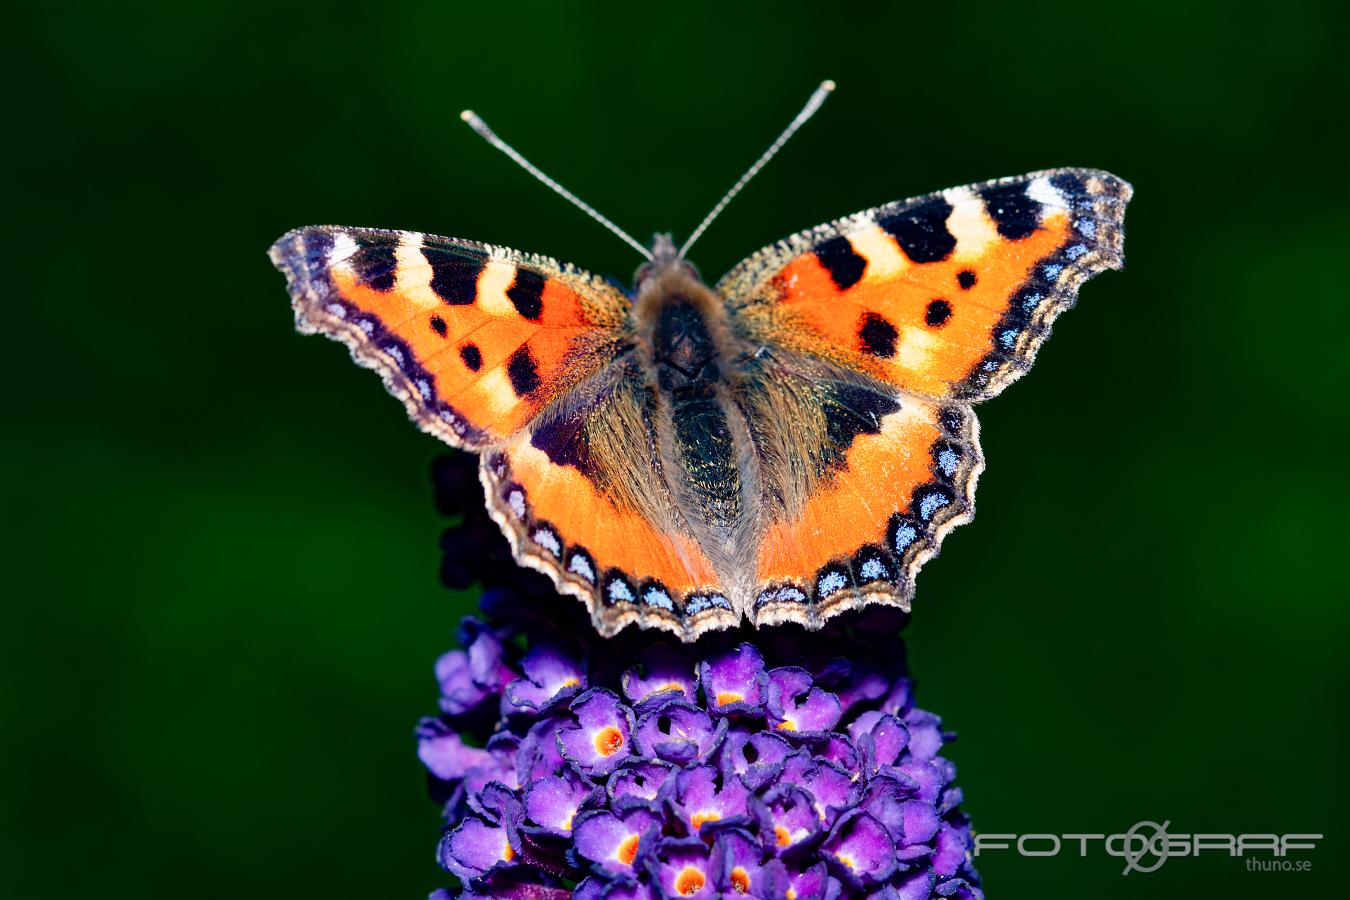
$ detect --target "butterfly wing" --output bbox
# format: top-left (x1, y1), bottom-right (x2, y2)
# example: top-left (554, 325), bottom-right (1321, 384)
top-left (721, 169), bottom-right (1131, 626)
top-left (479, 362), bottom-right (734, 639)
top-left (733, 351), bottom-right (982, 627)
top-left (270, 226), bottom-right (631, 447)
top-left (720, 168), bottom-right (1130, 401)
top-left (272, 227), bottom-right (731, 636)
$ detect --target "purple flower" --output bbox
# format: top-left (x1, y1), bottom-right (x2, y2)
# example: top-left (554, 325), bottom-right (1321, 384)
top-left (717, 729), bottom-right (792, 791)
top-left (714, 829), bottom-right (774, 896)
top-left (575, 878), bottom-right (656, 900)
top-left (607, 758), bottom-right (677, 809)
top-left (634, 700), bottom-right (726, 766)
top-left (439, 817), bottom-right (517, 881)
top-left (753, 784), bottom-right (824, 856)
top-left (623, 644), bottom-right (698, 709)
top-left (573, 806), bottom-right (662, 878)
top-left (670, 764), bottom-right (752, 836)
top-left (766, 862), bottom-right (839, 900)
top-left (700, 643), bottom-right (768, 715)
top-left (643, 837), bottom-right (717, 899)
top-left (768, 667), bottom-right (843, 735)
top-left (436, 622), bottom-right (515, 716)
top-left (418, 499), bottom-right (983, 900)
top-left (417, 719), bottom-right (491, 781)
top-left (507, 643), bottom-right (587, 713)
top-left (523, 769), bottom-right (601, 837)
top-left (822, 812), bottom-right (897, 888)
top-left (780, 752), bottom-right (860, 828)
top-left (558, 689), bottom-right (636, 775)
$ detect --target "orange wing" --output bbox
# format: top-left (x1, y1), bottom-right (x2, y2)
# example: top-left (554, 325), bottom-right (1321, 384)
top-left (722, 169), bottom-right (1130, 627)
top-left (733, 359), bottom-right (982, 629)
top-left (270, 227), bottom-right (630, 448)
top-left (721, 169), bottom-right (1131, 401)
top-left (478, 369), bottom-right (736, 638)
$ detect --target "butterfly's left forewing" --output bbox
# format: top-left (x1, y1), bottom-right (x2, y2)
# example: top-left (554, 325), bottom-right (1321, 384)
top-left (270, 226), bottom-right (631, 448)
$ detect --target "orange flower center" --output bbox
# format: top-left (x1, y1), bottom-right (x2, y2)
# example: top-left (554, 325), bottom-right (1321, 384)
top-left (690, 811), bottom-right (721, 831)
top-left (730, 866), bottom-right (750, 894)
top-left (617, 834), bottom-right (641, 866)
top-left (835, 851), bottom-right (856, 871)
top-left (502, 842), bottom-right (515, 863)
top-left (561, 677), bottom-right (580, 688)
top-left (594, 725), bottom-right (624, 756)
top-left (716, 691), bottom-right (744, 706)
top-left (786, 889), bottom-right (798, 900)
top-left (675, 866), bottom-right (706, 895)
top-left (775, 719), bottom-right (797, 731)
top-left (774, 825), bottom-right (792, 847)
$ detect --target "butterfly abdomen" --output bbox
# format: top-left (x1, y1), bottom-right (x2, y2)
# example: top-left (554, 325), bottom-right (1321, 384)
top-left (651, 301), bottom-right (739, 532)
top-left (633, 265), bottom-right (761, 596)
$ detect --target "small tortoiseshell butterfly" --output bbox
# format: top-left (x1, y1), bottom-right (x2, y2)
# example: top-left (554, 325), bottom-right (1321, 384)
top-left (270, 83), bottom-right (1131, 641)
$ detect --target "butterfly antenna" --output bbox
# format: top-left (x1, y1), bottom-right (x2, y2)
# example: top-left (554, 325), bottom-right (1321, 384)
top-left (460, 110), bottom-right (654, 262)
top-left (678, 79), bottom-right (836, 260)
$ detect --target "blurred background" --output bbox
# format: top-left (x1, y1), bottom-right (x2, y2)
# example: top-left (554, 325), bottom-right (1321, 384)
top-left (8, 1), bottom-right (1347, 897)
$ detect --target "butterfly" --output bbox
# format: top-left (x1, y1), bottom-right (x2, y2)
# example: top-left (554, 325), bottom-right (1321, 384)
top-left (270, 83), bottom-right (1131, 641)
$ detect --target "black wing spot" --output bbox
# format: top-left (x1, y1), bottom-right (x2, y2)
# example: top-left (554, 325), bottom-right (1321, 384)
top-left (424, 245), bottom-right (487, 305)
top-left (878, 197), bottom-right (956, 263)
top-left (859, 312), bottom-right (899, 358)
top-left (819, 382), bottom-right (902, 470)
top-left (957, 270), bottom-right (977, 290)
top-left (980, 183), bottom-right (1041, 240)
top-left (507, 347), bottom-right (541, 396)
top-left (530, 408), bottom-right (594, 475)
top-left (813, 235), bottom-right (868, 290)
top-left (459, 343), bottom-right (482, 371)
top-left (506, 268), bottom-right (546, 320)
top-left (925, 300), bottom-right (952, 327)
top-left (351, 242), bottom-right (398, 292)
top-left (430, 315), bottom-right (448, 337)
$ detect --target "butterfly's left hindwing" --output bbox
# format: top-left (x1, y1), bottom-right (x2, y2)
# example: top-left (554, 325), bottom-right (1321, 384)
top-left (270, 227), bottom-right (631, 448)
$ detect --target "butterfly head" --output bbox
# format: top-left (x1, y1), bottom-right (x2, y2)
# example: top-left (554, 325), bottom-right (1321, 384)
top-left (635, 232), bottom-right (702, 290)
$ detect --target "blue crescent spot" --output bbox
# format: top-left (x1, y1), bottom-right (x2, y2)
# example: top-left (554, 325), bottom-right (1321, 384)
top-left (642, 587), bottom-right (673, 610)
top-left (817, 571), bottom-right (848, 597)
top-left (568, 553), bottom-right (595, 583)
top-left (918, 492), bottom-right (948, 521)
top-left (892, 523), bottom-right (919, 552)
top-left (859, 558), bottom-right (887, 581)
top-left (937, 448), bottom-right (959, 478)
top-left (532, 528), bottom-right (561, 557)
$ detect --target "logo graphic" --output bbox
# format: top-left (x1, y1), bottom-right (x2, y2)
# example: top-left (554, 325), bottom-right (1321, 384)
top-left (974, 822), bottom-right (1321, 875)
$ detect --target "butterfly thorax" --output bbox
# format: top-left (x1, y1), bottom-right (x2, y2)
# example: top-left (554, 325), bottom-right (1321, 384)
top-left (629, 245), bottom-right (759, 582)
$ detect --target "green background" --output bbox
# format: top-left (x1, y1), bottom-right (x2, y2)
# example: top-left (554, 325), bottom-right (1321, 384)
top-left (9, 1), bottom-right (1346, 897)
